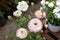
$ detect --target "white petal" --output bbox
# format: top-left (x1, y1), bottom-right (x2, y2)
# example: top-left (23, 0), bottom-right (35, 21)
top-left (13, 10), bottom-right (22, 17)
top-left (16, 28), bottom-right (28, 39)
top-left (45, 1), bottom-right (49, 5)
top-left (56, 1), bottom-right (60, 7)
top-left (48, 2), bottom-right (54, 8)
top-left (17, 1), bottom-right (29, 12)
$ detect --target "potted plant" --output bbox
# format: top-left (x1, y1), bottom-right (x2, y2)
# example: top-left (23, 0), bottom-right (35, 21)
top-left (40, 0), bottom-right (60, 32)
top-left (0, 11), bottom-right (6, 27)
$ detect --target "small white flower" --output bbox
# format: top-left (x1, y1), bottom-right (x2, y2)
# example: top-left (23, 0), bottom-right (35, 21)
top-left (53, 7), bottom-right (60, 13)
top-left (56, 1), bottom-right (60, 7)
top-left (48, 2), bottom-right (54, 8)
top-left (54, 13), bottom-right (60, 19)
top-left (57, 0), bottom-right (60, 1)
top-left (45, 1), bottom-right (49, 5)
top-left (16, 28), bottom-right (28, 39)
top-left (13, 10), bottom-right (22, 17)
top-left (40, 7), bottom-right (43, 10)
top-left (40, 0), bottom-right (45, 5)
top-left (57, 13), bottom-right (60, 19)
top-left (17, 1), bottom-right (29, 11)
top-left (40, 0), bottom-right (46, 9)
top-left (28, 18), bottom-right (43, 33)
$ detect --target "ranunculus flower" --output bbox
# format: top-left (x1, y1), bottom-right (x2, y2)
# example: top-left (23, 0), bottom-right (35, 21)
top-left (34, 10), bottom-right (46, 19)
top-left (16, 28), bottom-right (28, 39)
top-left (28, 18), bottom-right (43, 33)
top-left (13, 10), bottom-right (22, 17)
top-left (34, 10), bottom-right (43, 19)
top-left (17, 1), bottom-right (29, 12)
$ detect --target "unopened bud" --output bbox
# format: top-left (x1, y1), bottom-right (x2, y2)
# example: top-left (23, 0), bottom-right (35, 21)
top-left (8, 15), bottom-right (12, 20)
top-left (31, 2), bottom-right (34, 6)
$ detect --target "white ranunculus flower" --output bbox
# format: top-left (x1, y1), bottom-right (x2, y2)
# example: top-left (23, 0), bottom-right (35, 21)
top-left (53, 7), bottom-right (60, 13)
top-left (48, 2), bottom-right (54, 8)
top-left (16, 28), bottom-right (28, 39)
top-left (13, 10), bottom-right (22, 17)
top-left (56, 1), bottom-right (60, 7)
top-left (45, 1), bottom-right (49, 5)
top-left (17, 1), bottom-right (29, 11)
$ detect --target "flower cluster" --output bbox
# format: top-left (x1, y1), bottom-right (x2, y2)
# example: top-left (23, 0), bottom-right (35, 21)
top-left (40, 0), bottom-right (60, 26)
top-left (14, 1), bottom-right (47, 39)
top-left (16, 18), bottom-right (43, 39)
top-left (6, 1), bottom-right (46, 40)
top-left (13, 1), bottom-right (29, 17)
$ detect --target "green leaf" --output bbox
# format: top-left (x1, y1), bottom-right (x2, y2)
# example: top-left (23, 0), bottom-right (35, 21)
top-left (14, 0), bottom-right (22, 4)
top-left (0, 11), bottom-right (4, 17)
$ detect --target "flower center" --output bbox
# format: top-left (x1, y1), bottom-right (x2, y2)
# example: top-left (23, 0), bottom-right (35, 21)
top-left (17, 12), bottom-right (19, 14)
top-left (20, 3), bottom-right (26, 9)
top-left (34, 23), bottom-right (37, 25)
top-left (21, 31), bottom-right (23, 33)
